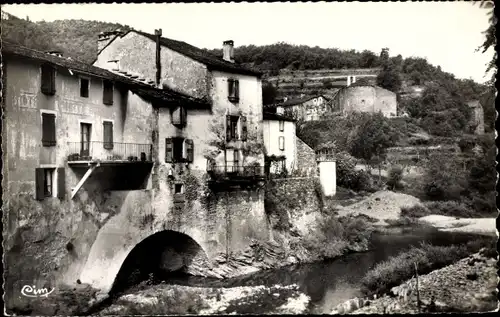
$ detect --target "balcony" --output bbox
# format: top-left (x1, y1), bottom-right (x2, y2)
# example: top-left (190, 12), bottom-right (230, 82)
top-left (206, 164), bottom-right (266, 187)
top-left (67, 141), bottom-right (153, 166)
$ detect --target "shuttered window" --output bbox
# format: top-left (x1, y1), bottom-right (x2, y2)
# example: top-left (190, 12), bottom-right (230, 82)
top-left (165, 138), bottom-right (173, 163)
top-left (41, 64), bottom-right (56, 95)
top-left (103, 80), bottom-right (113, 105)
top-left (279, 120), bottom-right (284, 132)
top-left (172, 106), bottom-right (187, 126)
top-left (279, 136), bottom-right (285, 151)
top-left (42, 113), bottom-right (56, 146)
top-left (226, 115), bottom-right (240, 141)
top-left (35, 168), bottom-right (45, 200)
top-left (36, 168), bottom-right (57, 200)
top-left (103, 121), bottom-right (114, 149)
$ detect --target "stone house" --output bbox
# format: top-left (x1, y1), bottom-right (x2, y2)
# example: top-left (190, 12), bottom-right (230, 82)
top-left (263, 111), bottom-right (318, 177)
top-left (275, 94), bottom-right (332, 121)
top-left (85, 29), bottom-right (272, 292)
top-left (1, 41), bottom-right (209, 306)
top-left (331, 84), bottom-right (398, 117)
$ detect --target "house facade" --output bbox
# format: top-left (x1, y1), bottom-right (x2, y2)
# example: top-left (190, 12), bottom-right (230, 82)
top-left (263, 112), bottom-right (296, 174)
top-left (83, 29), bottom-right (272, 292)
top-left (2, 42), bottom-right (201, 306)
top-left (275, 94), bottom-right (331, 122)
top-left (331, 84), bottom-right (397, 117)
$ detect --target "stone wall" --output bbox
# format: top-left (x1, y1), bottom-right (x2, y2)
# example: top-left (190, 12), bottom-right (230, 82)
top-left (265, 177), bottom-right (323, 234)
top-left (294, 137), bottom-right (317, 176)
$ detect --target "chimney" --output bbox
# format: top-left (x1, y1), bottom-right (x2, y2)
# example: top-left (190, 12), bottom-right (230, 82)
top-left (222, 40), bottom-right (234, 63)
top-left (155, 29), bottom-right (162, 88)
top-left (98, 29), bottom-right (125, 53)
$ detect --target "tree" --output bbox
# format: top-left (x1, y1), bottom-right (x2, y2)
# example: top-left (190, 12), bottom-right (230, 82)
top-left (262, 82), bottom-right (278, 105)
top-left (376, 60), bottom-right (402, 93)
top-left (349, 113), bottom-right (398, 180)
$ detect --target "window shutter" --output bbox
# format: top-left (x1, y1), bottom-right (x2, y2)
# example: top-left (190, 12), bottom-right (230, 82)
top-left (172, 107), bottom-right (180, 125)
top-left (165, 138), bottom-right (173, 163)
top-left (226, 115), bottom-right (232, 141)
top-left (57, 168), bottom-right (65, 199)
top-left (235, 80), bottom-right (239, 100)
top-left (186, 139), bottom-right (194, 162)
top-left (241, 116), bottom-right (248, 141)
top-left (279, 136), bottom-right (285, 151)
top-left (35, 168), bottom-right (45, 200)
top-left (42, 113), bottom-right (56, 146)
top-left (233, 149), bottom-right (239, 164)
top-left (103, 122), bottom-right (113, 149)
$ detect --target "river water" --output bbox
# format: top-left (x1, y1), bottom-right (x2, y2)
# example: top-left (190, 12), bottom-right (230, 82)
top-left (140, 227), bottom-right (485, 314)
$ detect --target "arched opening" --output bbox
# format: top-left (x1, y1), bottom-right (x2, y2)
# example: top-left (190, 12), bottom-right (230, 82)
top-left (109, 230), bottom-right (208, 294)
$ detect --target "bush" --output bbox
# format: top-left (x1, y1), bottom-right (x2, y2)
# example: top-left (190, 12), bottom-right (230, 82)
top-left (336, 152), bottom-right (374, 191)
top-left (400, 204), bottom-right (431, 218)
top-left (424, 201), bottom-right (475, 218)
top-left (387, 165), bottom-right (404, 189)
top-left (423, 153), bottom-right (468, 201)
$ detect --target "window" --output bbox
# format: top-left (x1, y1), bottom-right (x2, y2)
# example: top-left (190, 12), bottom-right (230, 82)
top-left (228, 79), bottom-right (239, 102)
top-left (41, 64), bottom-right (56, 95)
top-left (80, 123), bottom-right (92, 156)
top-left (103, 121), bottom-right (113, 149)
top-left (226, 115), bottom-right (247, 142)
top-left (35, 168), bottom-right (65, 200)
top-left (279, 120), bottom-right (284, 132)
top-left (80, 78), bottom-right (89, 98)
top-left (171, 106), bottom-right (187, 126)
top-left (276, 107), bottom-right (284, 115)
top-left (103, 80), bottom-right (113, 105)
top-left (174, 184), bottom-right (184, 194)
top-left (165, 137), bottom-right (194, 163)
top-left (225, 149), bottom-right (240, 173)
top-left (279, 136), bottom-right (285, 151)
top-left (42, 112), bottom-right (56, 147)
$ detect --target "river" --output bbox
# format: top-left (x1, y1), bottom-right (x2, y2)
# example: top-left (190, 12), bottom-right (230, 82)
top-left (105, 227), bottom-right (486, 315)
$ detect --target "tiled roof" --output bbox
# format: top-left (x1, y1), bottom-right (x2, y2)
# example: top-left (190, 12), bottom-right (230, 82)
top-left (130, 30), bottom-right (263, 77)
top-left (3, 41), bottom-right (210, 108)
top-left (263, 111), bottom-right (296, 122)
top-left (278, 94), bottom-right (330, 107)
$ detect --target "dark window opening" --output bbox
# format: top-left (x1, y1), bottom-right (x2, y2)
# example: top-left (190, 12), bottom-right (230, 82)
top-left (80, 78), bottom-right (89, 98)
top-left (80, 123), bottom-right (92, 157)
top-left (171, 106), bottom-right (187, 126)
top-left (103, 80), bottom-right (114, 105)
top-left (41, 64), bottom-right (56, 95)
top-left (44, 169), bottom-right (53, 197)
top-left (42, 112), bottom-right (56, 146)
top-left (174, 184), bottom-right (184, 194)
top-left (228, 79), bottom-right (239, 102)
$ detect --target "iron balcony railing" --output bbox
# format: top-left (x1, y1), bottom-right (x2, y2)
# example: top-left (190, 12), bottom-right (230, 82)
top-left (207, 165), bottom-right (266, 180)
top-left (67, 141), bottom-right (153, 162)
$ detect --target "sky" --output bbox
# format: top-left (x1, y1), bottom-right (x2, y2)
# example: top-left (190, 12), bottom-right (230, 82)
top-left (3, 2), bottom-right (495, 83)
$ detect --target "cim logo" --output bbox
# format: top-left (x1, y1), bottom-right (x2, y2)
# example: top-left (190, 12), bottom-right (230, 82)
top-left (17, 280), bottom-right (56, 298)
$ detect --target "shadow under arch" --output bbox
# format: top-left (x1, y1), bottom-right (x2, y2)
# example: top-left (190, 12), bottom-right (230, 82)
top-left (109, 230), bottom-right (209, 294)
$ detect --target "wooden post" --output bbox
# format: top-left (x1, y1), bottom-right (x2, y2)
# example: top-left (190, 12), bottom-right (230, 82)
top-left (415, 262), bottom-right (421, 312)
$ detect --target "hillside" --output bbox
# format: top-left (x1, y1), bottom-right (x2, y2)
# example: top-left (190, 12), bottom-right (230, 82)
top-left (2, 12), bottom-right (131, 63)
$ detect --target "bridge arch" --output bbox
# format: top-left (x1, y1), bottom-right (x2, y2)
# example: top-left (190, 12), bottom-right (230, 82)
top-left (79, 226), bottom-right (212, 294)
top-left (110, 230), bottom-right (210, 293)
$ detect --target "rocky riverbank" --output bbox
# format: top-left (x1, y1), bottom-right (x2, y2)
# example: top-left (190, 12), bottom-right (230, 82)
top-left (99, 283), bottom-right (310, 315)
top-left (331, 249), bottom-right (498, 314)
